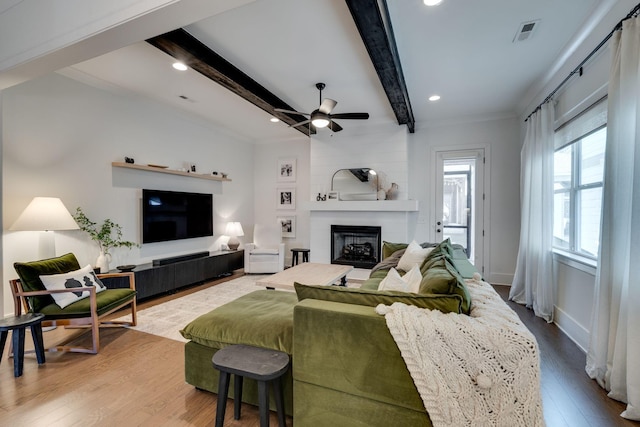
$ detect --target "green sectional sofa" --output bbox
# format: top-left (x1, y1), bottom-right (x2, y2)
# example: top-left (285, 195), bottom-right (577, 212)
top-left (180, 239), bottom-right (476, 426)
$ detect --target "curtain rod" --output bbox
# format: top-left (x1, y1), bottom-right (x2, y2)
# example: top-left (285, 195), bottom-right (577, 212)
top-left (525, 2), bottom-right (640, 122)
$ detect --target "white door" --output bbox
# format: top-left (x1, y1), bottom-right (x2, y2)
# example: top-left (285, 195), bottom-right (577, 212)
top-left (434, 149), bottom-right (485, 271)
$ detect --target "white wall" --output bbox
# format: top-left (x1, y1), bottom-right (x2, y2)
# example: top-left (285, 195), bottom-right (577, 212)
top-left (408, 116), bottom-right (521, 284)
top-left (253, 138), bottom-right (310, 267)
top-left (1, 72), bottom-right (254, 316)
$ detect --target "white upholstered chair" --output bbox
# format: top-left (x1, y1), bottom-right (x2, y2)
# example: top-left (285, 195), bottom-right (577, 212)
top-left (244, 224), bottom-right (285, 273)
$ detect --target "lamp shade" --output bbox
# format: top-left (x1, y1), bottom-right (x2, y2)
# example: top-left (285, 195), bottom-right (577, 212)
top-left (225, 222), bottom-right (244, 237)
top-left (10, 197), bottom-right (79, 231)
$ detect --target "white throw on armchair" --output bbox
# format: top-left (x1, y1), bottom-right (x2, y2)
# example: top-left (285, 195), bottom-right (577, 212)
top-left (244, 224), bottom-right (285, 273)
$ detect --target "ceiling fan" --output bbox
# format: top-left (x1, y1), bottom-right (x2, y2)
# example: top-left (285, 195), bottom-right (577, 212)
top-left (275, 83), bottom-right (369, 132)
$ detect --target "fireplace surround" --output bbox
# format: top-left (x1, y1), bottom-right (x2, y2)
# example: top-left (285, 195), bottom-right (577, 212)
top-left (331, 225), bottom-right (381, 269)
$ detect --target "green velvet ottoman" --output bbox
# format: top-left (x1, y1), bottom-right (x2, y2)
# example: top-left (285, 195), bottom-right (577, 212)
top-left (181, 290), bottom-right (297, 415)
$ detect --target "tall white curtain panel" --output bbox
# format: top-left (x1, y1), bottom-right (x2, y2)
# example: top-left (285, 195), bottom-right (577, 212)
top-left (586, 17), bottom-right (640, 422)
top-left (510, 102), bottom-right (555, 323)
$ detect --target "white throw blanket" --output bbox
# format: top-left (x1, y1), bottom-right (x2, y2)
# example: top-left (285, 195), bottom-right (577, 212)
top-left (376, 276), bottom-right (545, 427)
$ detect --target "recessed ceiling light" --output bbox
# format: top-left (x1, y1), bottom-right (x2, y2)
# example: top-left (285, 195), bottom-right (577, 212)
top-left (423, 0), bottom-right (442, 6)
top-left (429, 95), bottom-right (441, 101)
top-left (172, 62), bottom-right (188, 71)
top-left (270, 117), bottom-right (280, 123)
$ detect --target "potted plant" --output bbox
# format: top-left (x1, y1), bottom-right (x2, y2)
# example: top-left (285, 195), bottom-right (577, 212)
top-left (73, 207), bottom-right (138, 273)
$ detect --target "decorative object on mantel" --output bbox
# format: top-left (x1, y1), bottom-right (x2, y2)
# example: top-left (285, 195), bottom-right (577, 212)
top-left (386, 183), bottom-right (399, 200)
top-left (328, 191), bottom-right (339, 200)
top-left (116, 264), bottom-right (136, 272)
top-left (225, 222), bottom-right (244, 250)
top-left (124, 156), bottom-right (135, 164)
top-left (73, 207), bottom-right (138, 273)
top-left (316, 192), bottom-right (327, 201)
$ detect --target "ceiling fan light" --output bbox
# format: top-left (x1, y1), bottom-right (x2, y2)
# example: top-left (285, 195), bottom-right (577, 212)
top-left (423, 0), bottom-right (442, 5)
top-left (311, 117), bottom-right (330, 128)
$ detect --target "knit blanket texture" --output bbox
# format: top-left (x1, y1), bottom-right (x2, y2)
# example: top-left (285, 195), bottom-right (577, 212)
top-left (376, 277), bottom-right (545, 427)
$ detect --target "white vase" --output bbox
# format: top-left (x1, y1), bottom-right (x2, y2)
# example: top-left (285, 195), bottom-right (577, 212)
top-left (96, 251), bottom-right (110, 273)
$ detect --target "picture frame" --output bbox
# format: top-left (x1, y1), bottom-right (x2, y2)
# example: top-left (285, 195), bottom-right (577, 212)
top-left (277, 158), bottom-right (297, 182)
top-left (278, 216), bottom-right (296, 238)
top-left (277, 187), bottom-right (296, 209)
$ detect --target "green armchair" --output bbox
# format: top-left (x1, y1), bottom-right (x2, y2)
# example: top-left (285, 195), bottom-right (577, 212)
top-left (10, 253), bottom-right (137, 354)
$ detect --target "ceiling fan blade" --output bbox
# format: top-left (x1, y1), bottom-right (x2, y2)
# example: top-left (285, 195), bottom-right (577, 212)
top-left (274, 108), bottom-right (310, 116)
top-left (290, 119), bottom-right (311, 128)
top-left (330, 112), bottom-right (369, 120)
top-left (327, 120), bottom-right (343, 132)
top-left (319, 98), bottom-right (337, 114)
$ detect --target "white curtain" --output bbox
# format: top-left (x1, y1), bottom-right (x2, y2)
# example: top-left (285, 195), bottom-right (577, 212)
top-left (586, 17), bottom-right (640, 421)
top-left (510, 102), bottom-right (555, 323)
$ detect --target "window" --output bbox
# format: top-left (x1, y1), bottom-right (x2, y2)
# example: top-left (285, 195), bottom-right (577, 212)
top-left (553, 126), bottom-right (606, 258)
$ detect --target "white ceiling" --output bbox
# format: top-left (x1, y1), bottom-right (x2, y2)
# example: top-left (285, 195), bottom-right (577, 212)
top-left (63, 0), bottom-right (602, 143)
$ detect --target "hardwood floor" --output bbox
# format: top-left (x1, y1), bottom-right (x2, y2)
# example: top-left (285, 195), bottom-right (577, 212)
top-left (494, 285), bottom-right (638, 427)
top-left (0, 279), bottom-right (637, 426)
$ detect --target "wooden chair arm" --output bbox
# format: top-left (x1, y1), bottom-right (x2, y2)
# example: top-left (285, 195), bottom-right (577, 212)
top-left (9, 281), bottom-right (98, 314)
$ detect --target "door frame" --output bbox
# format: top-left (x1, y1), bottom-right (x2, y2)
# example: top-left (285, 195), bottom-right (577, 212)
top-left (430, 144), bottom-right (491, 277)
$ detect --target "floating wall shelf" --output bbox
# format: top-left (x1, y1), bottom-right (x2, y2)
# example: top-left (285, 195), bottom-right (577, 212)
top-left (112, 162), bottom-right (231, 182)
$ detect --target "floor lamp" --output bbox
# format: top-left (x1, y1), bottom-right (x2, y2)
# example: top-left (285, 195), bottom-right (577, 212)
top-left (10, 197), bottom-right (79, 259)
top-left (10, 197), bottom-right (79, 331)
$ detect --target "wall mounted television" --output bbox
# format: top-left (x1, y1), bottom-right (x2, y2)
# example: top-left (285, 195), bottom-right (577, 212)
top-left (142, 189), bottom-right (213, 243)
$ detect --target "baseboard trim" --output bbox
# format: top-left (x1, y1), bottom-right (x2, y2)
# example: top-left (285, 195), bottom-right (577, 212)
top-left (488, 272), bottom-right (513, 285)
top-left (554, 305), bottom-right (589, 353)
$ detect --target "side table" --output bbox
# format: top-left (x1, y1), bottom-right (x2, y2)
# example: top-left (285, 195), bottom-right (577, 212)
top-left (0, 313), bottom-right (46, 377)
top-left (290, 248), bottom-right (310, 266)
top-left (212, 344), bottom-right (289, 427)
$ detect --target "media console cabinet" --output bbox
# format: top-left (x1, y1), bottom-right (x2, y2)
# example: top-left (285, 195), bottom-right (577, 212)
top-left (105, 250), bottom-right (244, 300)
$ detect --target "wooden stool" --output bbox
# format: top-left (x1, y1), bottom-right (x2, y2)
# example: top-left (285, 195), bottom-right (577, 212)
top-left (290, 248), bottom-right (310, 266)
top-left (213, 344), bottom-right (289, 427)
top-left (0, 313), bottom-right (45, 377)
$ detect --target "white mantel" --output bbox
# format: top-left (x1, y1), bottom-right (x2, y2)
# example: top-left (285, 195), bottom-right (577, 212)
top-left (303, 200), bottom-right (419, 212)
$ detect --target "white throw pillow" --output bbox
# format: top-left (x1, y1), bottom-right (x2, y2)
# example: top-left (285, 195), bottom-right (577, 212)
top-left (397, 241), bottom-right (432, 272)
top-left (40, 264), bottom-right (107, 308)
top-left (403, 265), bottom-right (423, 293)
top-left (379, 265), bottom-right (422, 293)
top-left (378, 267), bottom-right (405, 291)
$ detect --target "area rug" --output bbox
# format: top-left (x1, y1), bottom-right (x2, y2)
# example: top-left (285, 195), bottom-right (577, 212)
top-left (113, 274), bottom-right (270, 342)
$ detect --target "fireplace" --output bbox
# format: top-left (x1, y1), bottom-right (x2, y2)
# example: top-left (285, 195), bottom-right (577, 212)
top-left (331, 225), bottom-right (382, 269)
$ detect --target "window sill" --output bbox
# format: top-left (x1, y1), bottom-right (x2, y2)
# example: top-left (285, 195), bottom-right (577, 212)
top-left (552, 248), bottom-right (597, 275)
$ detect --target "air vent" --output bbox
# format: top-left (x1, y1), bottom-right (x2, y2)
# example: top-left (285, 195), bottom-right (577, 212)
top-left (513, 20), bottom-right (540, 43)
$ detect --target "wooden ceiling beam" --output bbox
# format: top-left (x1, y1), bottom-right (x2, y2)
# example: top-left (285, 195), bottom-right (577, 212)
top-left (345, 0), bottom-right (415, 133)
top-left (146, 29), bottom-right (314, 136)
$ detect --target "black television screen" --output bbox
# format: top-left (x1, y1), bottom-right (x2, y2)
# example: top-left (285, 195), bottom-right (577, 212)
top-left (142, 189), bottom-right (213, 243)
